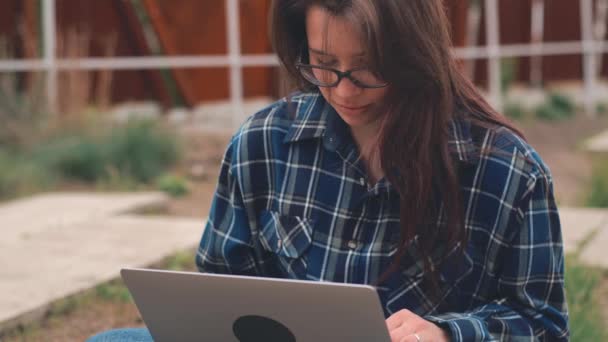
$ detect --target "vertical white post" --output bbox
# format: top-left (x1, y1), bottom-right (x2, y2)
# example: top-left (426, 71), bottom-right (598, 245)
top-left (226, 0), bottom-right (245, 128)
top-left (530, 0), bottom-right (545, 87)
top-left (594, 0), bottom-right (608, 77)
top-left (42, 0), bottom-right (58, 113)
top-left (485, 0), bottom-right (502, 111)
top-left (581, 0), bottom-right (597, 117)
top-left (465, 1), bottom-right (482, 80)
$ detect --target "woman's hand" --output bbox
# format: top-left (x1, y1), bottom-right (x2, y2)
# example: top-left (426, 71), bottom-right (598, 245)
top-left (386, 309), bottom-right (450, 342)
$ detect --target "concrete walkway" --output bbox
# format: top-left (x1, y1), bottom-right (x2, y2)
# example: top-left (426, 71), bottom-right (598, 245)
top-left (585, 128), bottom-right (608, 154)
top-left (560, 207), bottom-right (608, 256)
top-left (0, 192), bottom-right (204, 333)
top-left (576, 128), bottom-right (608, 265)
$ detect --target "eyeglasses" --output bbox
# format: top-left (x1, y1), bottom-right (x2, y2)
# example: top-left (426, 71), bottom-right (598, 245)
top-left (295, 62), bottom-right (388, 89)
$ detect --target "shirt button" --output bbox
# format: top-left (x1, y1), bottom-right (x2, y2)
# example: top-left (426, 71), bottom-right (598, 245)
top-left (347, 240), bottom-right (358, 250)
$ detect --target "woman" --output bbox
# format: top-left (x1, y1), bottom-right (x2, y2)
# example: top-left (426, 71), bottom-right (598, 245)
top-left (90, 0), bottom-right (568, 341)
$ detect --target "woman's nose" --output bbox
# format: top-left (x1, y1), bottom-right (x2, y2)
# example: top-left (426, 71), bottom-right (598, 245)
top-left (332, 76), bottom-right (362, 98)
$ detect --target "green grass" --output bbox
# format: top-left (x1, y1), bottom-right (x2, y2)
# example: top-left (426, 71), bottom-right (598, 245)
top-left (586, 159), bottom-right (608, 208)
top-left (565, 256), bottom-right (607, 341)
top-left (163, 249), bottom-right (197, 271)
top-left (95, 281), bottom-right (133, 303)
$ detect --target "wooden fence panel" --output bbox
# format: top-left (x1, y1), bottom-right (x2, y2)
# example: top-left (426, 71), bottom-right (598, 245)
top-left (142, 0), bottom-right (275, 104)
top-left (2, 0), bottom-right (608, 105)
top-left (55, 0), bottom-right (170, 106)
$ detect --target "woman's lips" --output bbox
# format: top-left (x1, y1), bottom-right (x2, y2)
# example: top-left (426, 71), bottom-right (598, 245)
top-left (335, 103), bottom-right (370, 111)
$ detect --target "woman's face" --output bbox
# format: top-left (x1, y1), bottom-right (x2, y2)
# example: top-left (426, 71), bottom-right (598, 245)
top-left (305, 5), bottom-right (388, 130)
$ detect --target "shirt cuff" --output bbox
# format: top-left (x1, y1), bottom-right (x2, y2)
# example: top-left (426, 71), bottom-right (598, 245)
top-left (424, 313), bottom-right (498, 342)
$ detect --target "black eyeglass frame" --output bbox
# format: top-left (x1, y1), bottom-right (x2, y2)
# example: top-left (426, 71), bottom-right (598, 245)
top-left (295, 62), bottom-right (389, 89)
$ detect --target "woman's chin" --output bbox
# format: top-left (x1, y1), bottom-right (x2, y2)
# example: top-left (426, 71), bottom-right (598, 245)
top-left (336, 109), bottom-right (376, 128)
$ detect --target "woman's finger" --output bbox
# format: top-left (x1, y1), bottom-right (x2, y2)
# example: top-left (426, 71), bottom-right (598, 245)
top-left (386, 316), bottom-right (403, 330)
top-left (399, 332), bottom-right (425, 342)
top-left (389, 322), bottom-right (415, 342)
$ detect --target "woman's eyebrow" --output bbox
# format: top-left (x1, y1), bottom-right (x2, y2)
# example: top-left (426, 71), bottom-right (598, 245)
top-left (308, 47), bottom-right (365, 57)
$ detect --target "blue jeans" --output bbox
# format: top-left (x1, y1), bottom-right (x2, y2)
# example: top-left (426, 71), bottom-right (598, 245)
top-left (86, 328), bottom-right (154, 342)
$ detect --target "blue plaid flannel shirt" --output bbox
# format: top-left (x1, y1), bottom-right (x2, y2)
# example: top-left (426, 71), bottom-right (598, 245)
top-left (196, 92), bottom-right (569, 341)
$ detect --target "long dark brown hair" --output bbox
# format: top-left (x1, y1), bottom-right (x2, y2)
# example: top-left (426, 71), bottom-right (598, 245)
top-left (270, 0), bottom-right (524, 293)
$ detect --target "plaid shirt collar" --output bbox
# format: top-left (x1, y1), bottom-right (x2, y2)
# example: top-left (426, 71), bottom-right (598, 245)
top-left (283, 93), bottom-right (479, 164)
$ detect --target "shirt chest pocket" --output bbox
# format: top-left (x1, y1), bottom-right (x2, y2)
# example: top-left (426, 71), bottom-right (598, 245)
top-left (385, 240), bottom-right (474, 315)
top-left (258, 210), bottom-right (315, 278)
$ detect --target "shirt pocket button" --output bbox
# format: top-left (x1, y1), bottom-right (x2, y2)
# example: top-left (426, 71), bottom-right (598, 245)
top-left (347, 240), bottom-right (358, 250)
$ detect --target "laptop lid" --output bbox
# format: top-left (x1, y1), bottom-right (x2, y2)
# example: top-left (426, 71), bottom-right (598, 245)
top-left (121, 268), bottom-right (391, 342)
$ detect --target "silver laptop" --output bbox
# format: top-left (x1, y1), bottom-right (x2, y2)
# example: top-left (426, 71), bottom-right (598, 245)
top-left (121, 268), bottom-right (391, 342)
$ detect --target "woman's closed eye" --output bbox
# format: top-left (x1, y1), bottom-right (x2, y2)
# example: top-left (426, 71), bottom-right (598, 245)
top-left (312, 61), bottom-right (371, 72)
top-left (313, 58), bottom-right (337, 67)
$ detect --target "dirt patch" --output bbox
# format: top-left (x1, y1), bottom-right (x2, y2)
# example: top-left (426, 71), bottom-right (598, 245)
top-left (164, 131), bottom-right (230, 218)
top-left (2, 300), bottom-right (142, 342)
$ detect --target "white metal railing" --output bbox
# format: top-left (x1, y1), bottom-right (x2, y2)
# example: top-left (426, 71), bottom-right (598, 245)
top-left (0, 55), bottom-right (280, 71)
top-left (0, 0), bottom-right (605, 124)
top-left (41, 0), bottom-right (57, 115)
top-left (226, 0), bottom-right (244, 126)
top-left (485, 0), bottom-right (502, 110)
top-left (581, 0), bottom-right (598, 116)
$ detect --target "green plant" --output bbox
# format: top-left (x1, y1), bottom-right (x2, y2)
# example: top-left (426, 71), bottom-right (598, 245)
top-left (586, 159), bottom-right (608, 208)
top-left (106, 119), bottom-right (181, 183)
top-left (500, 58), bottom-right (518, 92)
top-left (548, 92), bottom-right (575, 115)
top-left (535, 103), bottom-right (562, 121)
top-left (596, 103), bottom-right (607, 116)
top-left (0, 40), bottom-right (48, 150)
top-left (0, 117), bottom-right (183, 200)
top-left (157, 174), bottom-right (189, 197)
top-left (565, 256), bottom-right (608, 341)
top-left (0, 72), bottom-right (49, 150)
top-left (34, 119), bottom-right (180, 185)
top-left (534, 93), bottom-right (575, 121)
top-left (48, 296), bottom-right (82, 317)
top-left (95, 166), bottom-right (141, 191)
top-left (32, 136), bottom-right (107, 183)
top-left (0, 149), bottom-right (55, 200)
top-left (503, 102), bottom-right (526, 120)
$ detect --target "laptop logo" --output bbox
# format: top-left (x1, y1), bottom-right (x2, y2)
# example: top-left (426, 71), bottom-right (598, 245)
top-left (233, 315), bottom-right (296, 342)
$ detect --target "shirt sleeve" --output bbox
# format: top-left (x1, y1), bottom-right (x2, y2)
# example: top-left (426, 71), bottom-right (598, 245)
top-left (425, 171), bottom-right (569, 341)
top-left (195, 136), bottom-right (267, 276)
